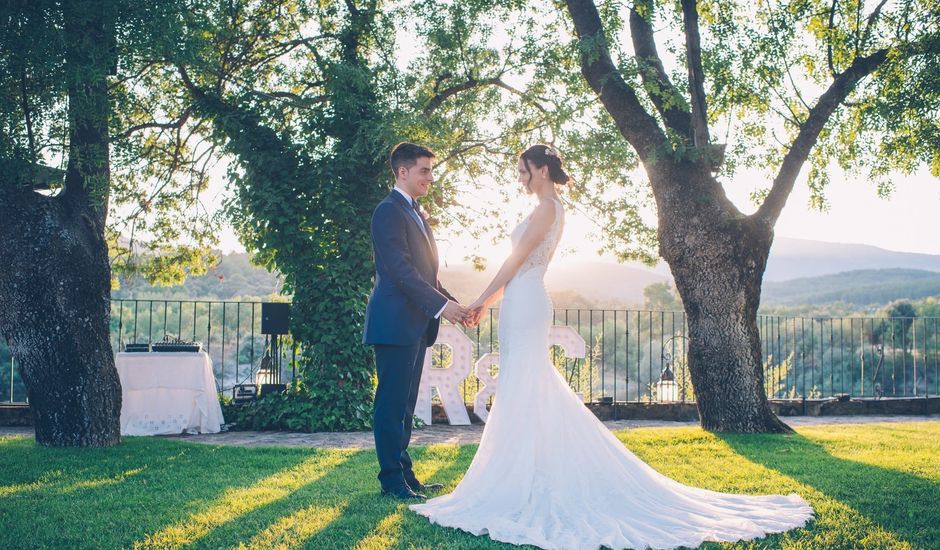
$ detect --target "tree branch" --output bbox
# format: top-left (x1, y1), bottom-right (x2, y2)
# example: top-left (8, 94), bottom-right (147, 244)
top-left (108, 61), bottom-right (158, 92)
top-left (860, 0), bottom-right (889, 52)
top-left (565, 0), bottom-right (667, 161)
top-left (118, 106), bottom-right (192, 139)
top-left (681, 0), bottom-right (710, 147)
top-left (176, 64), bottom-right (308, 237)
top-left (235, 34), bottom-right (331, 73)
top-left (61, 2), bottom-right (112, 227)
top-left (827, 0), bottom-right (838, 76)
top-left (755, 47), bottom-right (889, 226)
top-left (20, 69), bottom-right (35, 160)
top-left (344, 0), bottom-right (361, 19)
top-left (177, 65), bottom-right (205, 102)
top-left (248, 89), bottom-right (329, 108)
top-left (437, 126), bottom-right (533, 166)
top-left (423, 76), bottom-right (545, 116)
top-left (629, 1), bottom-right (692, 139)
top-left (853, 0), bottom-right (862, 57)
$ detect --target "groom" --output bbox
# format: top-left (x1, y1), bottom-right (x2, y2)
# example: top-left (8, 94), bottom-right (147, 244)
top-left (363, 142), bottom-right (467, 500)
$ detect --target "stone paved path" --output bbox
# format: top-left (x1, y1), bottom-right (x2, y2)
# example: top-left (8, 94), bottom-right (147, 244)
top-left (2, 415), bottom-right (937, 449)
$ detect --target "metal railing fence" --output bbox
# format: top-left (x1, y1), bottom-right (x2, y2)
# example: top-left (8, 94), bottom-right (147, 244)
top-left (2, 301), bottom-right (938, 405)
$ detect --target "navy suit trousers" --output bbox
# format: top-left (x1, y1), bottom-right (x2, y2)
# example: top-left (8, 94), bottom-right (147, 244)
top-left (373, 335), bottom-right (428, 490)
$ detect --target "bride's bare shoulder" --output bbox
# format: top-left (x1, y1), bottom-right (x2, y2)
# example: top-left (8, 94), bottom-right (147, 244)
top-left (528, 200), bottom-right (557, 227)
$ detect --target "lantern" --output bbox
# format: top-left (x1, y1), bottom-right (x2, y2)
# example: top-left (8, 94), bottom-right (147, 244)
top-left (657, 365), bottom-right (678, 402)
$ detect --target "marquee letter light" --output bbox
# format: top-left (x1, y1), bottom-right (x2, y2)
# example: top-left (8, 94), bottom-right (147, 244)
top-left (473, 326), bottom-right (586, 423)
top-left (414, 325), bottom-right (473, 425)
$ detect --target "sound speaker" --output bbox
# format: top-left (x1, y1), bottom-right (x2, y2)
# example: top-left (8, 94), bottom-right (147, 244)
top-left (233, 384), bottom-right (258, 403)
top-left (260, 383), bottom-right (286, 397)
top-left (261, 302), bottom-right (290, 335)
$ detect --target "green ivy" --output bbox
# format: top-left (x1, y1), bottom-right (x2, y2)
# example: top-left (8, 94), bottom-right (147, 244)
top-left (181, 5), bottom-right (395, 432)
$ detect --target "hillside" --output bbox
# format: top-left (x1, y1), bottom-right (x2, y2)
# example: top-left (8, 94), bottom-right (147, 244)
top-left (765, 238), bottom-right (940, 281)
top-left (761, 268), bottom-right (940, 307)
top-left (114, 253), bottom-right (282, 300)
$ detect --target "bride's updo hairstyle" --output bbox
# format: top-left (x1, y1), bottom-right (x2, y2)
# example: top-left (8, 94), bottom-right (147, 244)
top-left (520, 144), bottom-right (571, 187)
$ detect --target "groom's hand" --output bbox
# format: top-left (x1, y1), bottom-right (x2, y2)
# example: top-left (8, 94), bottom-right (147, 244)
top-left (442, 301), bottom-right (468, 325)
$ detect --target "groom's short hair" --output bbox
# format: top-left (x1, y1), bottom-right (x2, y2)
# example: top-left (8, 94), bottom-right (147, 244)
top-left (389, 142), bottom-right (436, 178)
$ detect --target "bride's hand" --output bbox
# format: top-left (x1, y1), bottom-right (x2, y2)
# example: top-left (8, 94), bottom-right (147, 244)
top-left (465, 298), bottom-right (486, 327)
top-left (467, 307), bottom-right (483, 327)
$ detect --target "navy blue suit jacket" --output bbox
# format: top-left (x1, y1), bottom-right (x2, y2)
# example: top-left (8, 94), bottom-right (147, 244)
top-left (363, 190), bottom-right (455, 347)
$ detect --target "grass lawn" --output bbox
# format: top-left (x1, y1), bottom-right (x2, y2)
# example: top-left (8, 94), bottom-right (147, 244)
top-left (1, 422), bottom-right (938, 549)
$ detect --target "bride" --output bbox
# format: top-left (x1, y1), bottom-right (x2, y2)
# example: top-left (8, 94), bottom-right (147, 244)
top-left (409, 144), bottom-right (813, 549)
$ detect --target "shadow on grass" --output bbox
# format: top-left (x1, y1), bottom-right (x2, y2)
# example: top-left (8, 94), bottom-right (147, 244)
top-left (718, 431), bottom-right (940, 548)
top-left (184, 449), bottom-right (374, 549)
top-left (0, 437), bottom-right (322, 548)
top-left (175, 443), bottom-right (496, 549)
top-left (0, 435), bottom-right (499, 549)
top-left (300, 444), bottom-right (487, 549)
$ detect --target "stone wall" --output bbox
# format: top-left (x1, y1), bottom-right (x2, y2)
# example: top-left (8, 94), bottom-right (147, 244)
top-left (5, 397), bottom-right (939, 428)
top-left (0, 404), bottom-right (33, 427)
top-left (772, 397), bottom-right (940, 416)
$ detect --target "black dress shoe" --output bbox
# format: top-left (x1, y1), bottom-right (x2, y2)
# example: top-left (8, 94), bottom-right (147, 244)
top-left (381, 484), bottom-right (426, 500)
top-left (408, 480), bottom-right (444, 493)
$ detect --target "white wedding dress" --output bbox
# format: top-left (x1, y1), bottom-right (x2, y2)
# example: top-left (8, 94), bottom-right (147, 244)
top-left (410, 198), bottom-right (813, 549)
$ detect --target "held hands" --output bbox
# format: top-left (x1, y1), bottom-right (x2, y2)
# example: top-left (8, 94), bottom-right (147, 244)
top-left (464, 299), bottom-right (486, 328)
top-left (442, 300), bottom-right (471, 326)
top-left (441, 298), bottom-right (487, 327)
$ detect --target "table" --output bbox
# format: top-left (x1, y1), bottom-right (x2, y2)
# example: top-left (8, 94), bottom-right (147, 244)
top-left (116, 352), bottom-right (225, 436)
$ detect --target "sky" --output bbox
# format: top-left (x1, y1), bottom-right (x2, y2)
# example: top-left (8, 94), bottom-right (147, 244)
top-left (728, 168), bottom-right (939, 255)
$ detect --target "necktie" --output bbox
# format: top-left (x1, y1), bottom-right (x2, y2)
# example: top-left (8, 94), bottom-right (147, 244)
top-left (410, 199), bottom-right (429, 240)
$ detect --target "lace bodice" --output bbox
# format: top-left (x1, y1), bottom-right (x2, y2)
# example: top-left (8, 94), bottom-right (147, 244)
top-left (510, 198), bottom-right (564, 276)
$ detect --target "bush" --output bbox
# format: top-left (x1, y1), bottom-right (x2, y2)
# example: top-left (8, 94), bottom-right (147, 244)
top-left (221, 383), bottom-right (373, 432)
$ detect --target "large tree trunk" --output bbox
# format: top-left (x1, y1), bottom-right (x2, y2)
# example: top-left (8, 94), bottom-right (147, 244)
top-left (0, 0), bottom-right (121, 446)
top-left (654, 165), bottom-right (790, 433)
top-left (0, 191), bottom-right (120, 446)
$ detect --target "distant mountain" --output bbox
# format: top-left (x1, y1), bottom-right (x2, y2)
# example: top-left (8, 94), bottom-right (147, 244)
top-left (117, 238), bottom-right (940, 308)
top-left (765, 238), bottom-right (940, 281)
top-left (761, 268), bottom-right (940, 307)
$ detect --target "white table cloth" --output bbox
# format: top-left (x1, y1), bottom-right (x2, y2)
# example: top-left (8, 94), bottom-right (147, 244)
top-left (116, 352), bottom-right (225, 436)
